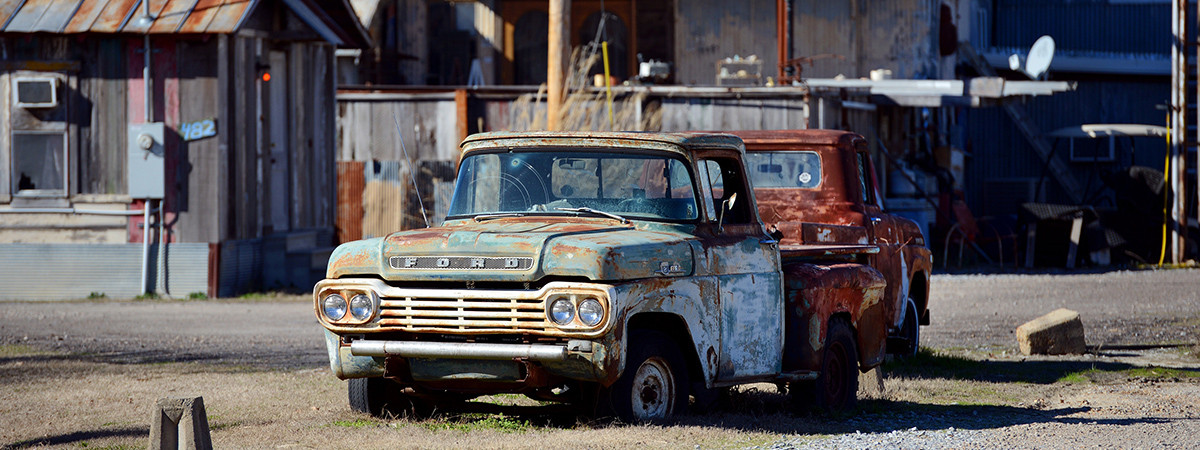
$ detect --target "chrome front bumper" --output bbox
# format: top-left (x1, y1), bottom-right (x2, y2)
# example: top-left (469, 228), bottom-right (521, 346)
top-left (350, 340), bottom-right (582, 361)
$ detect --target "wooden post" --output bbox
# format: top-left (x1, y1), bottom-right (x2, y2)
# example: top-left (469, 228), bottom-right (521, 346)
top-left (547, 0), bottom-right (570, 130)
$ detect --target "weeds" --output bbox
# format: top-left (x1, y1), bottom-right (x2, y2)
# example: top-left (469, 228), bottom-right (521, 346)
top-left (186, 292), bottom-right (207, 300)
top-left (333, 419), bottom-right (379, 429)
top-left (419, 413), bottom-right (534, 433)
top-left (87, 292), bottom-right (106, 299)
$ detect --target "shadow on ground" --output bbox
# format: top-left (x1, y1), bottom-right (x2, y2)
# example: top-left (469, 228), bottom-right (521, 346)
top-left (3, 426), bottom-right (148, 450)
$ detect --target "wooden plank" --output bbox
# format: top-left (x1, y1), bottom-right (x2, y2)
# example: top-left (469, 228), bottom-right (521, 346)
top-left (176, 38), bottom-right (221, 243)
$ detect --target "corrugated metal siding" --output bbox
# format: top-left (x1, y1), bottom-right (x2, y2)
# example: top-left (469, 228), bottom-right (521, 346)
top-left (964, 79), bottom-right (1169, 216)
top-left (0, 0), bottom-right (263, 35)
top-left (674, 0), bottom-right (778, 86)
top-left (991, 0), bottom-right (1168, 55)
top-left (0, 243), bottom-right (209, 300)
top-left (217, 238), bottom-right (262, 297)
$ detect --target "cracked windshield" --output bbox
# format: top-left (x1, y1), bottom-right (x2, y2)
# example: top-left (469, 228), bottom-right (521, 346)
top-left (448, 150), bottom-right (698, 220)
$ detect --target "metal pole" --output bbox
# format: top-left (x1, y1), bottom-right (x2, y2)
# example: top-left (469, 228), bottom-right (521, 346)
top-left (1170, 0), bottom-right (1186, 264)
top-left (141, 201), bottom-right (151, 296)
top-left (546, 0), bottom-right (569, 130)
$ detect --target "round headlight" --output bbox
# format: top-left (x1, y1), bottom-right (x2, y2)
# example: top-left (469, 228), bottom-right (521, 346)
top-left (349, 294), bottom-right (373, 321)
top-left (322, 294), bottom-right (347, 321)
top-left (549, 298), bottom-right (575, 325)
top-left (578, 298), bottom-right (604, 327)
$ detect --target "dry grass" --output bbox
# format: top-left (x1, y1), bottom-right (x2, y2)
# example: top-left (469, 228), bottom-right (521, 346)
top-left (11, 347), bottom-right (1192, 449)
top-left (508, 48), bottom-right (662, 133)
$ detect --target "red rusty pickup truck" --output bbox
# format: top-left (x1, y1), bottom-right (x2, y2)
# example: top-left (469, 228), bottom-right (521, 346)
top-left (733, 130), bottom-right (932, 358)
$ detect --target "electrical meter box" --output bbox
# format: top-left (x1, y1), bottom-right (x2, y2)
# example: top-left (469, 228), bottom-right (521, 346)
top-left (127, 123), bottom-right (165, 199)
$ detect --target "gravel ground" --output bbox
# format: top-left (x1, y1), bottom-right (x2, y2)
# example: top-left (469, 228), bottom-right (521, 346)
top-left (1, 268), bottom-right (1198, 449)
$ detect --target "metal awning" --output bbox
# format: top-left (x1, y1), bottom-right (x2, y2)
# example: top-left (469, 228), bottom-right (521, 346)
top-left (805, 76), bottom-right (1075, 108)
top-left (0, 0), bottom-right (370, 47)
top-left (1046, 124), bottom-right (1169, 139)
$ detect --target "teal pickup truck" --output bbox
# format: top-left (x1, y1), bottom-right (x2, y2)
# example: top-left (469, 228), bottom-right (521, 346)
top-left (315, 131), bottom-right (929, 422)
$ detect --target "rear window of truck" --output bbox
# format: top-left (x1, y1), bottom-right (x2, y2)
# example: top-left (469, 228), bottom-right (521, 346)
top-left (745, 151), bottom-right (821, 189)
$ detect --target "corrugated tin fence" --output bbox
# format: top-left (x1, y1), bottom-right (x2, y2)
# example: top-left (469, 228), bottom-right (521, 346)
top-left (0, 243), bottom-right (209, 300)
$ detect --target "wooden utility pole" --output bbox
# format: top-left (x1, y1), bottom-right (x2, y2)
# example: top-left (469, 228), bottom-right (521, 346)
top-left (547, 0), bottom-right (569, 130)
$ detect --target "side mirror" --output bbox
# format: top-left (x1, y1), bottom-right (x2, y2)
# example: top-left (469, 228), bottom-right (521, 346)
top-left (716, 192), bottom-right (738, 233)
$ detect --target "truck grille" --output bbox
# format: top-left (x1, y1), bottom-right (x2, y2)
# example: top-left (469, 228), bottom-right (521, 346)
top-left (377, 296), bottom-right (547, 332)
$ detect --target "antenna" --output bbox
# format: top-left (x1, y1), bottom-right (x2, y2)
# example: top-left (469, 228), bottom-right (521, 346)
top-left (1006, 35), bottom-right (1055, 80)
top-left (392, 108), bottom-right (430, 228)
top-left (1024, 35), bottom-right (1055, 80)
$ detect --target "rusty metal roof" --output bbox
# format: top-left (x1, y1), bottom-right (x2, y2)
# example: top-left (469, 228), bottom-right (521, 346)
top-left (0, 0), bottom-right (370, 47)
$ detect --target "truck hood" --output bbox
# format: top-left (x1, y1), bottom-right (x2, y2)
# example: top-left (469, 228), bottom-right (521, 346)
top-left (326, 219), bottom-right (696, 282)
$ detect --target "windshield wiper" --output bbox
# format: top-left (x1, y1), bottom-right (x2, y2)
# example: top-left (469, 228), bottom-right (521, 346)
top-left (555, 207), bottom-right (630, 224)
top-left (473, 213), bottom-right (525, 222)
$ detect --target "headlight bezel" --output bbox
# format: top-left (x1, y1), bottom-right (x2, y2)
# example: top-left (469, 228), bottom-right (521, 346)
top-left (318, 288), bottom-right (378, 325)
top-left (543, 291), bottom-right (609, 330)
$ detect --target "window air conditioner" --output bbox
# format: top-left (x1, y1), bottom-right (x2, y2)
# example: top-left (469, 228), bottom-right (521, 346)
top-left (13, 77), bottom-right (58, 108)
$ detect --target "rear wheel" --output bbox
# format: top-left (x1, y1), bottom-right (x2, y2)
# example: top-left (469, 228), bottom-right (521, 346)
top-left (812, 319), bottom-right (859, 412)
top-left (348, 377), bottom-right (433, 418)
top-left (888, 297), bottom-right (921, 358)
top-left (607, 330), bottom-right (689, 422)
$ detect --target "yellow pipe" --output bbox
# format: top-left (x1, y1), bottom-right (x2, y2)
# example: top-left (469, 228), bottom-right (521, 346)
top-left (1160, 110), bottom-right (1170, 266)
top-left (602, 41), bottom-right (614, 130)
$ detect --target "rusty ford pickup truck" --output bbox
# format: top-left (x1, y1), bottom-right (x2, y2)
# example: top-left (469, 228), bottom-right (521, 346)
top-left (314, 130), bottom-right (931, 422)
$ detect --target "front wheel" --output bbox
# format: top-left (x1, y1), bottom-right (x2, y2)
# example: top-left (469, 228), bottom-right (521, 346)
top-left (348, 377), bottom-right (433, 418)
top-left (607, 330), bottom-right (689, 422)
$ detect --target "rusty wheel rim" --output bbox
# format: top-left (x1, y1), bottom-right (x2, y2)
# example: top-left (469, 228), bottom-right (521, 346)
top-left (630, 356), bottom-right (675, 420)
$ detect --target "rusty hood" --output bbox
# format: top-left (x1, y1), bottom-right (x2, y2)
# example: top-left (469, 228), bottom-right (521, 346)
top-left (326, 219), bottom-right (696, 282)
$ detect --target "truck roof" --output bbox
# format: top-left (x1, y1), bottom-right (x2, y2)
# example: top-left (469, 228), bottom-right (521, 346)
top-left (726, 129), bottom-right (864, 150)
top-left (461, 131), bottom-right (745, 155)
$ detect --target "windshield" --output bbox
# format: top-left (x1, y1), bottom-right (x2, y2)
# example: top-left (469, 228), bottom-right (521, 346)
top-left (448, 149), bottom-right (698, 221)
top-left (746, 151), bottom-right (821, 188)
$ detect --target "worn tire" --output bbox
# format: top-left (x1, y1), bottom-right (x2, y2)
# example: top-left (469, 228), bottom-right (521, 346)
top-left (607, 330), bottom-right (690, 423)
top-left (348, 377), bottom-right (432, 418)
top-left (898, 298), bottom-right (921, 358)
top-left (813, 319), bottom-right (859, 412)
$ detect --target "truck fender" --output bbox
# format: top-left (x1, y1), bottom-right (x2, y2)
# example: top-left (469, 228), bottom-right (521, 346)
top-left (781, 263), bottom-right (888, 373)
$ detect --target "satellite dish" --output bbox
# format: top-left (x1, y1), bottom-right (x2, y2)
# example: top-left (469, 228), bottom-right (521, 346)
top-left (1025, 35), bottom-right (1055, 80)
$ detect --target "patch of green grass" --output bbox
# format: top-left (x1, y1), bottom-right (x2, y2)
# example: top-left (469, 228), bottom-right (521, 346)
top-left (87, 292), bottom-right (107, 299)
top-left (135, 292), bottom-right (159, 300)
top-left (333, 419), bottom-right (379, 429)
top-left (1127, 367), bottom-right (1200, 380)
top-left (186, 292), bottom-right (208, 300)
top-left (420, 413), bottom-right (533, 433)
top-left (1058, 366), bottom-right (1200, 384)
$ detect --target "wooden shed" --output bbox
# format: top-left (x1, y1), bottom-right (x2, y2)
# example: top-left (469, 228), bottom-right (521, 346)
top-left (0, 0), bottom-right (370, 299)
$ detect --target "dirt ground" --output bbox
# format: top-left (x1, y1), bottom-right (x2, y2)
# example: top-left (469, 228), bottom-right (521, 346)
top-left (1, 268), bottom-right (1198, 449)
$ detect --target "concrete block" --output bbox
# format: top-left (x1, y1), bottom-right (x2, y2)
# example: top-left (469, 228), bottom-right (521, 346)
top-left (1015, 308), bottom-right (1087, 355)
top-left (150, 396), bottom-right (212, 450)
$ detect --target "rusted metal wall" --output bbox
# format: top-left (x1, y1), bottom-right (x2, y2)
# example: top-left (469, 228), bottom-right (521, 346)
top-left (673, 0), bottom-right (778, 86)
top-left (792, 0), bottom-right (940, 80)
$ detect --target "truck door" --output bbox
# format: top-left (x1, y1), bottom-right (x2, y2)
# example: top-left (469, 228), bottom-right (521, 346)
top-left (853, 150), bottom-right (907, 329)
top-left (697, 157), bottom-right (784, 381)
